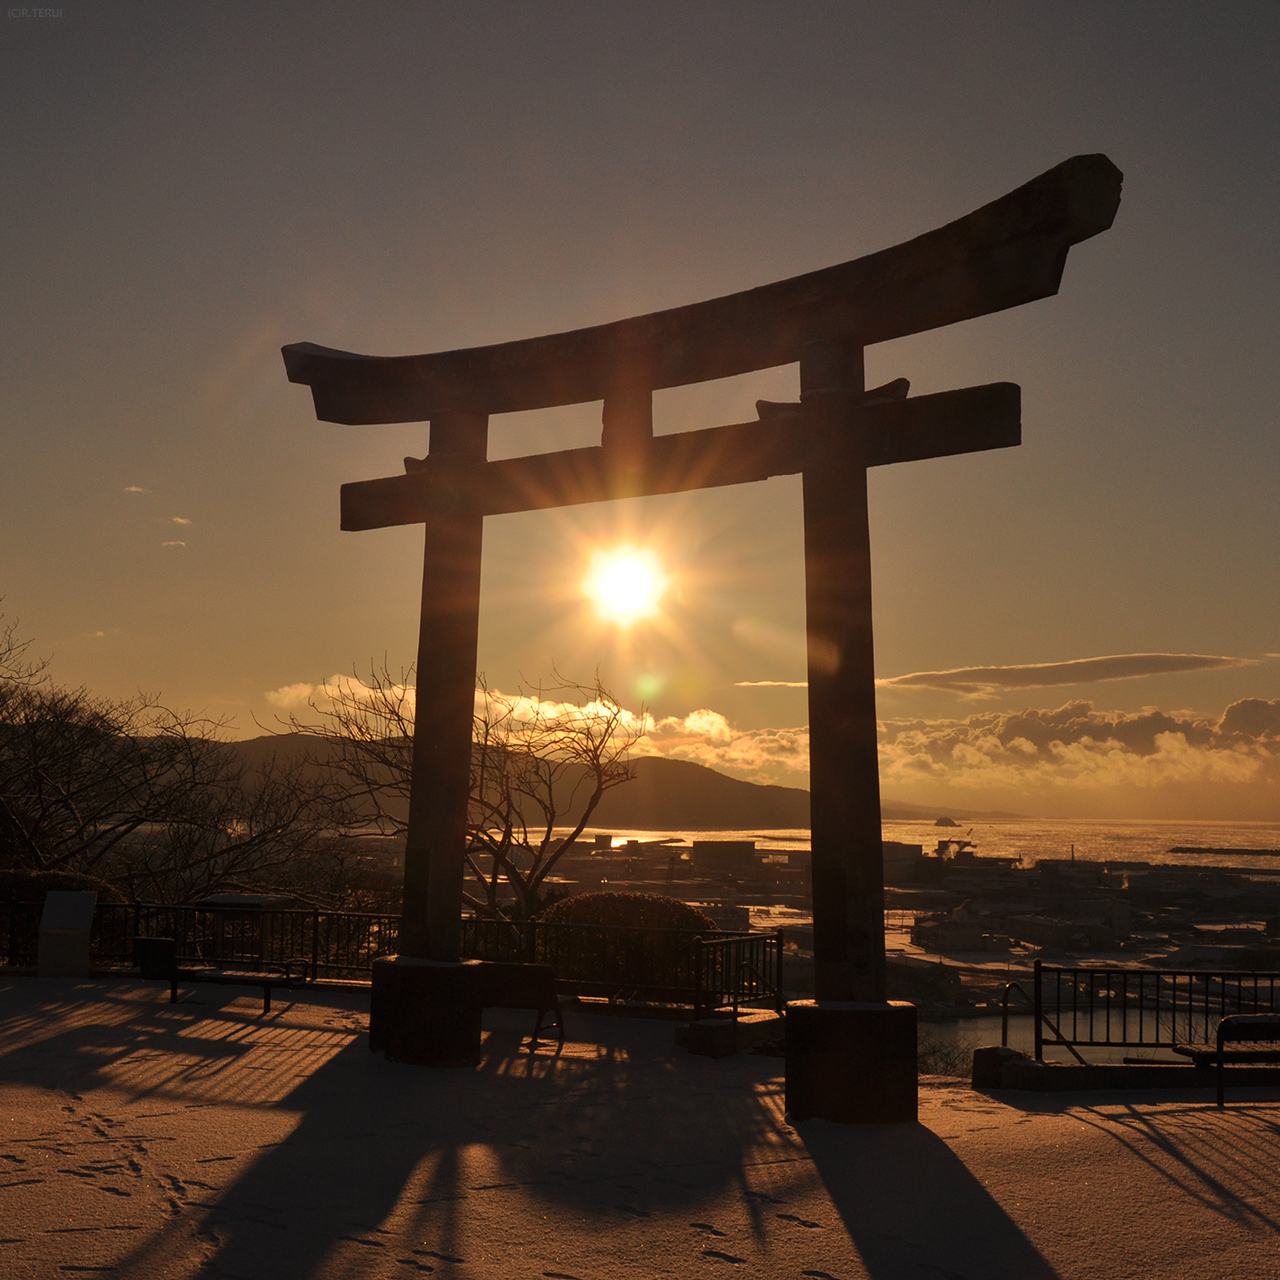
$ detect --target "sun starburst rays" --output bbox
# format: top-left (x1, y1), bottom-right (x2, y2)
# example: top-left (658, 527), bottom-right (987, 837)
top-left (584, 545), bottom-right (668, 626)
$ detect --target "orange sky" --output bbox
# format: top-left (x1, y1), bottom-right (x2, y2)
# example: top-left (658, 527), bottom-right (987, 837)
top-left (2, 4), bottom-right (1278, 818)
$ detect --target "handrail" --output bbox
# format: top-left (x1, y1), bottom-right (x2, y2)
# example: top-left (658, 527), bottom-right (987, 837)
top-left (693, 930), bottom-right (783, 1020)
top-left (735, 960), bottom-right (780, 1015)
top-left (1001, 979), bottom-right (1087, 1065)
top-left (1001, 980), bottom-right (1032, 1047)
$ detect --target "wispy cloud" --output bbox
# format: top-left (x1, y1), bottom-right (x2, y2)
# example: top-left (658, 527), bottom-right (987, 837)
top-left (877, 653), bottom-right (1256, 697)
top-left (160, 540), bottom-right (186, 548)
top-left (171, 516), bottom-right (193, 526)
top-left (123, 485), bottom-right (150, 494)
top-left (735, 680), bottom-right (808, 688)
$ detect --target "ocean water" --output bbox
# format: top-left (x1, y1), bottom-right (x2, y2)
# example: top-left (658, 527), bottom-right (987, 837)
top-left (885, 817), bottom-right (1280, 870)
top-left (587, 817), bottom-right (1280, 870)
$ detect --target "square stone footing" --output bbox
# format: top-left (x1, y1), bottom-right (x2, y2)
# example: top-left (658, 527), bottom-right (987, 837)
top-left (678, 1010), bottom-right (786, 1058)
top-left (369, 956), bottom-right (484, 1066)
top-left (785, 1000), bottom-right (917, 1124)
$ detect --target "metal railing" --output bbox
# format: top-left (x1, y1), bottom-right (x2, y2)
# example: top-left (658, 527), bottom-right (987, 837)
top-left (2, 901), bottom-right (401, 981)
top-left (693, 930), bottom-right (784, 1019)
top-left (1033, 960), bottom-right (1280, 1060)
top-left (99, 904), bottom-right (401, 980)
top-left (1000, 978), bottom-right (1086, 1064)
top-left (3, 900), bottom-right (781, 1011)
top-left (459, 916), bottom-right (771, 1008)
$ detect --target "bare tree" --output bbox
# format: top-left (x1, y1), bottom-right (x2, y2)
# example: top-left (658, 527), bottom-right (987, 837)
top-left (0, 607), bottom-right (47, 688)
top-left (0, 611), bottom-right (352, 901)
top-left (104, 741), bottom-right (355, 904)
top-left (289, 666), bottom-right (641, 917)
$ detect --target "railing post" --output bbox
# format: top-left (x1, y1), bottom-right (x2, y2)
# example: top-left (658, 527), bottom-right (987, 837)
top-left (775, 927), bottom-right (784, 1014)
top-left (311, 907), bottom-right (320, 982)
top-left (1033, 959), bottom-right (1043, 1062)
top-left (694, 936), bottom-right (704, 1020)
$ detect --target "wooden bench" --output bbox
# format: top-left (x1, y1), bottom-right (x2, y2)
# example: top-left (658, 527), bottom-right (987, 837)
top-left (471, 961), bottom-right (564, 1044)
top-left (134, 937), bottom-right (309, 1014)
top-left (1172, 1014), bottom-right (1280, 1106)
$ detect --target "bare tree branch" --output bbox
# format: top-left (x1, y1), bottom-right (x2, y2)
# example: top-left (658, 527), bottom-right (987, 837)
top-left (1, 616), bottom-right (355, 902)
top-left (287, 663), bottom-right (641, 917)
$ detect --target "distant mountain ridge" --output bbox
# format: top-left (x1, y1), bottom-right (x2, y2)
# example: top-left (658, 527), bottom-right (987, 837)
top-left (592, 756), bottom-right (1025, 828)
top-left (228, 735), bottom-right (1024, 829)
top-left (593, 757), bottom-right (809, 830)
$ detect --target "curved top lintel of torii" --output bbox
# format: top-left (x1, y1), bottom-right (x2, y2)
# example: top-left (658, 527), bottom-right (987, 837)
top-left (282, 154), bottom-right (1121, 426)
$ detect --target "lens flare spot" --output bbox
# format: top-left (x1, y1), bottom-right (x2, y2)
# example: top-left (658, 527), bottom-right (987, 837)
top-left (633, 672), bottom-right (666, 703)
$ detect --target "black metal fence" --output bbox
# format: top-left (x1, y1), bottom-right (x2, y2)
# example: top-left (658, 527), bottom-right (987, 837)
top-left (459, 916), bottom-right (781, 1010)
top-left (2, 900), bottom-right (783, 1014)
top-left (1, 901), bottom-right (401, 980)
top-left (1032, 960), bottom-right (1280, 1059)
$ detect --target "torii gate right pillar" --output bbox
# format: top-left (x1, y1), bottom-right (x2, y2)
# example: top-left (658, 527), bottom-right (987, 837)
top-left (786, 339), bottom-right (917, 1123)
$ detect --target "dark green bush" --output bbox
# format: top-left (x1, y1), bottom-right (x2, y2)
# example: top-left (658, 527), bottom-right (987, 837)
top-left (539, 890), bottom-right (714, 931)
top-left (536, 892), bottom-right (717, 998)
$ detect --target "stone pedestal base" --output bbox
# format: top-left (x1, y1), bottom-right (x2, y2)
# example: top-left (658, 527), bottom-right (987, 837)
top-left (785, 1000), bottom-right (917, 1124)
top-left (369, 956), bottom-right (484, 1066)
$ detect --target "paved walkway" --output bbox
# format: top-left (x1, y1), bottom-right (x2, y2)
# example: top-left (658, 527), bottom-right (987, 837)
top-left (1, 978), bottom-right (1278, 1279)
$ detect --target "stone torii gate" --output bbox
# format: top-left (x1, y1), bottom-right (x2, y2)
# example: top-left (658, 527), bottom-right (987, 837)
top-left (284, 154), bottom-right (1121, 1120)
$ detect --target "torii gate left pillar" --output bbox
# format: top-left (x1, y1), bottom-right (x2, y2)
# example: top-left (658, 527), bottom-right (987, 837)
top-left (283, 153), bottom-right (1121, 1117)
top-left (397, 409), bottom-right (487, 966)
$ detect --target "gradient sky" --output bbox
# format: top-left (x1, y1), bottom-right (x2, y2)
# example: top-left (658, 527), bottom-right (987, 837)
top-left (3, 3), bottom-right (1278, 817)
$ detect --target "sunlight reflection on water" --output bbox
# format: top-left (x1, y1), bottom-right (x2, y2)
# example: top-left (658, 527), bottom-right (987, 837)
top-left (584, 818), bottom-right (1280, 869)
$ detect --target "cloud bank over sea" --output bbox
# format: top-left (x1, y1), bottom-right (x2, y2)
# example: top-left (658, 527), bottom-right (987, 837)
top-left (874, 699), bottom-right (1280, 819)
top-left (266, 671), bottom-right (1280, 820)
top-left (633, 699), bottom-right (1280, 820)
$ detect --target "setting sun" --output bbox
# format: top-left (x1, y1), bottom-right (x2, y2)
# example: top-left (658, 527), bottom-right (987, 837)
top-left (585, 546), bottom-right (668, 625)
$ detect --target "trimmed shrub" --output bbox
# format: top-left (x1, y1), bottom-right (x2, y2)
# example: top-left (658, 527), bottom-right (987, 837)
top-left (540, 890), bottom-right (715, 932)
top-left (536, 892), bottom-right (717, 998)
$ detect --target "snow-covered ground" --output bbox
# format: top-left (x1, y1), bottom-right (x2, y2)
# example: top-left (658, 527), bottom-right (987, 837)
top-left (2, 979), bottom-right (1277, 1279)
